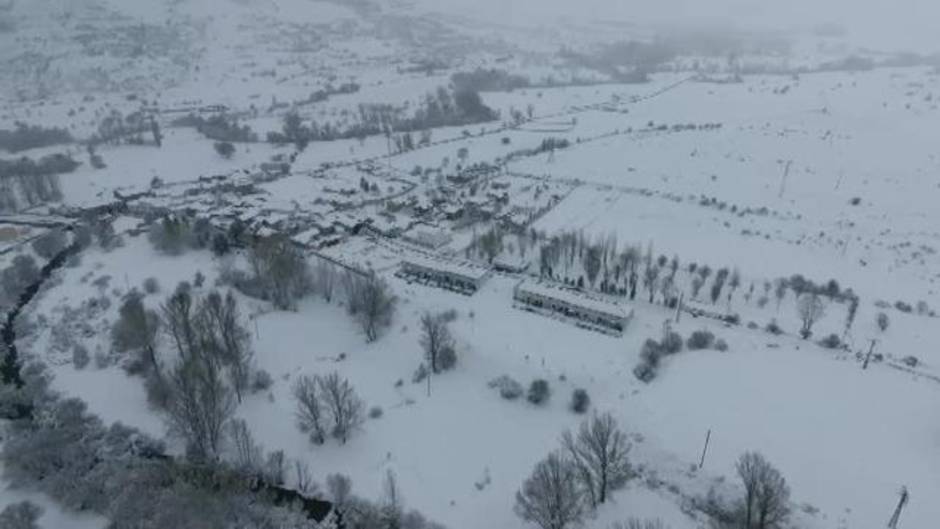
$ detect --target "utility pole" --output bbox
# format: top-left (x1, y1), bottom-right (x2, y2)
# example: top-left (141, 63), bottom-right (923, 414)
top-left (675, 292), bottom-right (684, 323)
top-left (699, 429), bottom-right (711, 469)
top-left (887, 486), bottom-right (909, 529)
top-left (863, 339), bottom-right (877, 370)
top-left (778, 160), bottom-right (793, 198)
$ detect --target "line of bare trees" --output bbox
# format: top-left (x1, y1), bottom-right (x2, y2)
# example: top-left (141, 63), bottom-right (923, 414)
top-left (534, 229), bottom-right (861, 339)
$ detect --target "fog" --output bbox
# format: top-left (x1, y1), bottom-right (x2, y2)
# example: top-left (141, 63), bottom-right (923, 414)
top-left (408, 0), bottom-right (940, 52)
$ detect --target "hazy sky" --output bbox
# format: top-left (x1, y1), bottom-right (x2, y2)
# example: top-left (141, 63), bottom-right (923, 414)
top-left (406, 0), bottom-right (940, 52)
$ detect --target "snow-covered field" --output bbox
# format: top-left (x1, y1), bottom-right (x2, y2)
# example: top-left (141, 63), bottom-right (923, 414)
top-left (3, 1), bottom-right (940, 528)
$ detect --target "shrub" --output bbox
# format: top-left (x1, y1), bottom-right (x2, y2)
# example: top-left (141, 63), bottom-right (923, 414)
top-left (369, 406), bottom-right (383, 419)
top-left (660, 331), bottom-right (683, 355)
top-left (818, 334), bottom-right (841, 349)
top-left (633, 362), bottom-right (656, 382)
top-left (251, 369), bottom-right (273, 392)
top-left (714, 339), bottom-right (729, 352)
top-left (214, 141), bottom-right (236, 159)
top-left (438, 345), bottom-right (457, 371)
top-left (489, 375), bottom-right (524, 400)
top-left (902, 356), bottom-right (919, 368)
top-left (570, 388), bottom-right (590, 414)
top-left (765, 319), bottom-right (783, 335)
top-left (94, 349), bottom-right (110, 369)
top-left (894, 301), bottom-right (913, 313)
top-left (72, 344), bottom-right (90, 369)
top-left (144, 372), bottom-right (172, 409)
top-left (143, 277), bottom-right (160, 294)
top-left (0, 500), bottom-right (43, 529)
top-left (686, 329), bottom-right (716, 350)
top-left (412, 363), bottom-right (428, 383)
top-left (31, 228), bottom-right (68, 259)
top-left (527, 379), bottom-right (550, 405)
top-left (640, 339), bottom-right (662, 366)
top-left (876, 312), bottom-right (890, 332)
top-left (440, 308), bottom-right (458, 322)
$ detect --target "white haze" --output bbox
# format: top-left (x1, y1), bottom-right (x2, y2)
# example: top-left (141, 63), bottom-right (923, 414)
top-left (404, 0), bottom-right (940, 52)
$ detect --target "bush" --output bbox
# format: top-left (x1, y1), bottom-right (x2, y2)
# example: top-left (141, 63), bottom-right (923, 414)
top-left (144, 372), bottom-right (172, 409)
top-left (570, 388), bottom-right (590, 414)
top-left (527, 379), bottom-right (550, 405)
top-left (0, 500), bottom-right (43, 529)
top-left (214, 141), bottom-right (236, 159)
top-left (818, 334), bottom-right (841, 349)
top-left (660, 331), bottom-right (683, 355)
top-left (412, 363), bottom-right (428, 383)
top-left (31, 228), bottom-right (68, 259)
top-left (901, 356), bottom-right (919, 368)
top-left (639, 339), bottom-right (663, 367)
top-left (438, 345), bottom-right (457, 371)
top-left (876, 312), bottom-right (890, 332)
top-left (687, 329), bottom-right (716, 350)
top-left (714, 339), bottom-right (729, 352)
top-left (633, 361), bottom-right (656, 383)
top-left (72, 344), bottom-right (90, 370)
top-left (251, 369), bottom-right (273, 392)
top-left (143, 277), bottom-right (160, 294)
top-left (765, 319), bottom-right (783, 335)
top-left (894, 301), bottom-right (913, 313)
top-left (369, 406), bottom-right (383, 419)
top-left (489, 375), bottom-right (523, 400)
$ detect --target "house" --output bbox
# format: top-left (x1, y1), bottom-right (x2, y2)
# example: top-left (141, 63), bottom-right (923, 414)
top-left (513, 280), bottom-right (632, 335)
top-left (397, 255), bottom-right (491, 295)
top-left (403, 228), bottom-right (453, 250)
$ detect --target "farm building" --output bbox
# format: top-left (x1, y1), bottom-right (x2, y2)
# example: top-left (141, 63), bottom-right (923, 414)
top-left (397, 255), bottom-right (491, 294)
top-left (513, 280), bottom-right (632, 335)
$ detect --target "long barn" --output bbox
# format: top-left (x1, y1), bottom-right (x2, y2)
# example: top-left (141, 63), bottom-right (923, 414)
top-left (513, 279), bottom-right (632, 335)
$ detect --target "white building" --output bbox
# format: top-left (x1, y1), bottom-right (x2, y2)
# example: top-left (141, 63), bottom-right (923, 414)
top-left (397, 255), bottom-right (491, 294)
top-left (513, 280), bottom-right (632, 335)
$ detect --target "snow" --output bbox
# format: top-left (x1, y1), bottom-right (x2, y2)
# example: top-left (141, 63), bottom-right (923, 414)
top-left (5, 4), bottom-right (940, 529)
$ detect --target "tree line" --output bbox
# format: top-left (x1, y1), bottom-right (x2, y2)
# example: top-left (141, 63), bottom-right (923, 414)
top-left (267, 86), bottom-right (498, 148)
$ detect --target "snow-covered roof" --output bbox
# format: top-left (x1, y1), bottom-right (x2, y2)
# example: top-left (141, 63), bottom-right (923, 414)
top-left (401, 254), bottom-right (490, 282)
top-left (515, 280), bottom-right (628, 319)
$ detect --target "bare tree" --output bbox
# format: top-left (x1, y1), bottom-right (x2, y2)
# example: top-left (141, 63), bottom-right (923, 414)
top-left (315, 259), bottom-right (337, 303)
top-left (736, 452), bottom-right (790, 529)
top-left (561, 412), bottom-right (632, 507)
top-left (796, 293), bottom-right (825, 339)
top-left (326, 473), bottom-right (353, 507)
top-left (346, 272), bottom-right (396, 343)
top-left (479, 227), bottom-right (504, 264)
top-left (380, 470), bottom-right (404, 529)
top-left (228, 418), bottom-right (262, 474)
top-left (249, 235), bottom-right (310, 310)
top-left (265, 450), bottom-right (287, 486)
top-left (583, 245), bottom-right (602, 288)
top-left (419, 312), bottom-right (455, 374)
top-left (319, 372), bottom-right (365, 444)
top-left (111, 292), bottom-right (161, 376)
top-left (161, 285), bottom-right (198, 360)
top-left (200, 290), bottom-right (253, 402)
top-left (165, 347), bottom-right (235, 461)
top-left (515, 452), bottom-right (584, 529)
top-left (294, 459), bottom-right (315, 494)
top-left (293, 374), bottom-right (327, 444)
